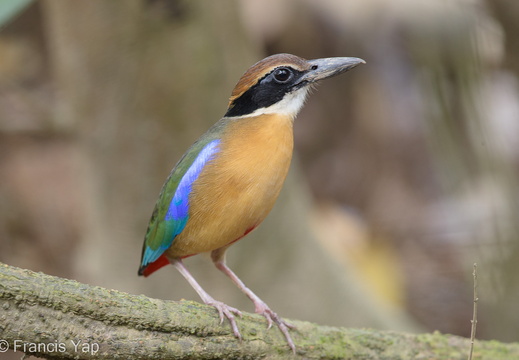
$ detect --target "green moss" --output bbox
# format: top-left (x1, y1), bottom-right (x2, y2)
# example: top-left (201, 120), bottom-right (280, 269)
top-left (2, 262), bottom-right (519, 359)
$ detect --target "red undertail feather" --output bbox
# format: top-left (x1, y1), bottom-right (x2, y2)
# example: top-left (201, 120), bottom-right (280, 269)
top-left (243, 225), bottom-right (256, 238)
top-left (228, 225), bottom-right (257, 246)
top-left (140, 254), bottom-right (170, 277)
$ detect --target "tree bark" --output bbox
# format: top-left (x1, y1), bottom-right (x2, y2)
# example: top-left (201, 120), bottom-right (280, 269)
top-left (0, 263), bottom-right (517, 359)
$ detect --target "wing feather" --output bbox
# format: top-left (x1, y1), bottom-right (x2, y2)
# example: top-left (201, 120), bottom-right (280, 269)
top-left (138, 138), bottom-right (221, 274)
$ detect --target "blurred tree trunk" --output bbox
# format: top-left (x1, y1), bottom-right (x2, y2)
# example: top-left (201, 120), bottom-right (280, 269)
top-left (41, 0), bottom-right (259, 292)
top-left (0, 2), bottom-right (80, 279)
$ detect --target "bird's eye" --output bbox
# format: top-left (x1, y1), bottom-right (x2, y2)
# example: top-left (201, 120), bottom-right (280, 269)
top-left (273, 68), bottom-right (292, 83)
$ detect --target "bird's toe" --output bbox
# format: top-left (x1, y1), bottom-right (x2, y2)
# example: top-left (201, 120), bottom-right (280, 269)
top-left (207, 300), bottom-right (243, 339)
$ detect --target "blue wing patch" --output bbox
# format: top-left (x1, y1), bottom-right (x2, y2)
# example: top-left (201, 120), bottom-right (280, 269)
top-left (141, 139), bottom-right (221, 266)
top-left (165, 139), bottom-right (220, 223)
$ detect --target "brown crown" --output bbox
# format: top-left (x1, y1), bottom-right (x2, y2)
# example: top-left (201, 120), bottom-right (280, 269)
top-left (228, 54), bottom-right (310, 107)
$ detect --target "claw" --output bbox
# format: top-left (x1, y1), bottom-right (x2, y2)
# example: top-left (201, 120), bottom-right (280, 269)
top-left (255, 302), bottom-right (296, 353)
top-left (265, 314), bottom-right (273, 330)
top-left (207, 300), bottom-right (243, 339)
top-left (260, 307), bottom-right (274, 329)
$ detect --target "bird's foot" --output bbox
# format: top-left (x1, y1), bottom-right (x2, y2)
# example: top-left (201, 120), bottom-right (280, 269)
top-left (206, 299), bottom-right (243, 339)
top-left (254, 301), bottom-right (296, 353)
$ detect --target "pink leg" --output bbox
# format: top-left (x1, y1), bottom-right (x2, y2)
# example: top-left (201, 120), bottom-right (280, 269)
top-left (211, 255), bottom-right (296, 353)
top-left (170, 258), bottom-right (242, 338)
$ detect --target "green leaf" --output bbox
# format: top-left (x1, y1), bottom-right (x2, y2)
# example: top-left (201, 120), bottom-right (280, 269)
top-left (0, 0), bottom-right (34, 28)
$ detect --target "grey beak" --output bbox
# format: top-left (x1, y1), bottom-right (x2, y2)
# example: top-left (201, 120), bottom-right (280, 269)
top-left (299, 57), bottom-right (365, 84)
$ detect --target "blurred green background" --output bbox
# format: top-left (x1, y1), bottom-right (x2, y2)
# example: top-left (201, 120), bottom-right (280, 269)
top-left (1, 1), bottom-right (518, 358)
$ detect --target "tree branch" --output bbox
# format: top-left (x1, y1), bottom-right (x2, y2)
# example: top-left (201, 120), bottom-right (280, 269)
top-left (0, 263), bottom-right (517, 359)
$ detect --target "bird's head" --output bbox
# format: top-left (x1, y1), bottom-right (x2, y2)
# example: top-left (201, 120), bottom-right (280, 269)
top-left (225, 53), bottom-right (365, 119)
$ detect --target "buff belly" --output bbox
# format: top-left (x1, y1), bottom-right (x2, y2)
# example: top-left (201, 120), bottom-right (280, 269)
top-left (166, 113), bottom-right (294, 258)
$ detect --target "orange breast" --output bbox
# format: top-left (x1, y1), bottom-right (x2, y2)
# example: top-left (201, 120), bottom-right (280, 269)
top-left (166, 113), bottom-right (294, 258)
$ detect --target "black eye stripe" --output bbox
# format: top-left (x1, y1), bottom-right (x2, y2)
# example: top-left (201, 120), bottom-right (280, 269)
top-left (225, 67), bottom-right (306, 117)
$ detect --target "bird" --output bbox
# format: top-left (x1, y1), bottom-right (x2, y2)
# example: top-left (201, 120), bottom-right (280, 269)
top-left (138, 53), bottom-right (364, 352)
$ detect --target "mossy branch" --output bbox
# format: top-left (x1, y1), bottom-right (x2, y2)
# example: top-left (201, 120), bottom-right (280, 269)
top-left (0, 263), bottom-right (517, 359)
